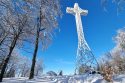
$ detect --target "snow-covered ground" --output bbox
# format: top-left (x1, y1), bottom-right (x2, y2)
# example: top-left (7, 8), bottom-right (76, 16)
top-left (1, 74), bottom-right (125, 83)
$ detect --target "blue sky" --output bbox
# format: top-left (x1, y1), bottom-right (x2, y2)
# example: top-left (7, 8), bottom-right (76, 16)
top-left (22, 0), bottom-right (125, 75)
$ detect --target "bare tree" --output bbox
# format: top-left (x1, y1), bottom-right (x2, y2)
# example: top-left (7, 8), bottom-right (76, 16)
top-left (17, 56), bottom-right (31, 77)
top-left (27, 0), bottom-right (62, 79)
top-left (0, 0), bottom-right (33, 81)
top-left (0, 0), bottom-right (61, 81)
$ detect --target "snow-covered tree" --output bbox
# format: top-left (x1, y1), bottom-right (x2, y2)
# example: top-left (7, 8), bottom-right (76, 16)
top-left (4, 51), bottom-right (20, 78)
top-left (0, 0), bottom-right (61, 81)
top-left (111, 28), bottom-right (125, 74)
top-left (99, 28), bottom-right (125, 74)
top-left (17, 55), bottom-right (31, 77)
top-left (25, 0), bottom-right (62, 79)
top-left (114, 28), bottom-right (125, 50)
top-left (0, 0), bottom-right (33, 82)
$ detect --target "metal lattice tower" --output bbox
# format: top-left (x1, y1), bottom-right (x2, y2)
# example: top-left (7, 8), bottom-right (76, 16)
top-left (66, 3), bottom-right (98, 74)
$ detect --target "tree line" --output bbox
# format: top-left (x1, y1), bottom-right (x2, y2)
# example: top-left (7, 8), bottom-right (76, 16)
top-left (0, 0), bottom-right (61, 82)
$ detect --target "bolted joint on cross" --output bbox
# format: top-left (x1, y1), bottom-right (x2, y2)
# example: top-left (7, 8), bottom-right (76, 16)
top-left (66, 3), bottom-right (88, 16)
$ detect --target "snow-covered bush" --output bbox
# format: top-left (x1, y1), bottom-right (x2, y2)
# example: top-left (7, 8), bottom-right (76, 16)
top-left (102, 65), bottom-right (113, 82)
top-left (46, 71), bottom-right (57, 76)
top-left (99, 28), bottom-right (125, 74)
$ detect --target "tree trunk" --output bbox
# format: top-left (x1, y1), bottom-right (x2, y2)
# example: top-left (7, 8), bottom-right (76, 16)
top-left (29, 5), bottom-right (42, 79)
top-left (29, 29), bottom-right (39, 79)
top-left (0, 36), bottom-right (18, 82)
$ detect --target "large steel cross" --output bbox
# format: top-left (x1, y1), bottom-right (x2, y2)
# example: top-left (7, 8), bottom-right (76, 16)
top-left (66, 3), bottom-right (90, 50)
top-left (66, 3), bottom-right (96, 74)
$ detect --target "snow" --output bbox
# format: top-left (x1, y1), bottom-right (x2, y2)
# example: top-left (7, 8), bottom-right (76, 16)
top-left (1, 74), bottom-right (125, 83)
top-left (46, 71), bottom-right (57, 76)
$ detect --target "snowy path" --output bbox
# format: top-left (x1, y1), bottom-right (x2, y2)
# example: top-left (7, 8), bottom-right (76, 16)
top-left (1, 74), bottom-right (125, 83)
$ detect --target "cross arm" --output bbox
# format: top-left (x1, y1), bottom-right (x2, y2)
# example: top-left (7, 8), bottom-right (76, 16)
top-left (79, 8), bottom-right (88, 16)
top-left (66, 7), bottom-right (75, 15)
